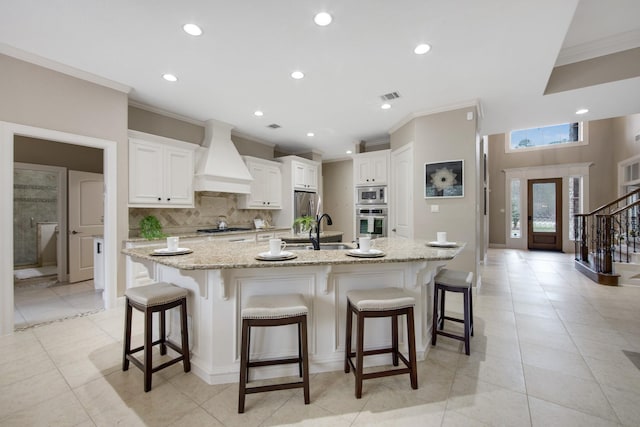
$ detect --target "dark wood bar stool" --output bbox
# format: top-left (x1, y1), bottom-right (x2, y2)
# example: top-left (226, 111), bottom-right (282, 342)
top-left (432, 268), bottom-right (474, 355)
top-left (122, 282), bottom-right (191, 392)
top-left (344, 287), bottom-right (418, 398)
top-left (238, 293), bottom-right (310, 413)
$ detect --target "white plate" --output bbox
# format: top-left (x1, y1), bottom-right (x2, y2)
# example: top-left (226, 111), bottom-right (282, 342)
top-left (346, 248), bottom-right (386, 258)
top-left (152, 247), bottom-right (193, 256)
top-left (427, 241), bottom-right (458, 248)
top-left (255, 251), bottom-right (297, 261)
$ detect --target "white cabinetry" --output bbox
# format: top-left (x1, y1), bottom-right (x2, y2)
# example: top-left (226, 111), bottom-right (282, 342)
top-left (354, 150), bottom-right (390, 185)
top-left (292, 161), bottom-right (318, 191)
top-left (238, 156), bottom-right (282, 209)
top-left (128, 131), bottom-right (196, 208)
top-left (93, 237), bottom-right (104, 290)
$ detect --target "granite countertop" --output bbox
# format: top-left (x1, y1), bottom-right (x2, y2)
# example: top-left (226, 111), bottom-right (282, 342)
top-left (122, 237), bottom-right (465, 270)
top-left (125, 227), bottom-right (291, 243)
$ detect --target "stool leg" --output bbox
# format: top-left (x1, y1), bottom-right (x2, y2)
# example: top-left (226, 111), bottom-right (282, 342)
top-left (180, 299), bottom-right (191, 372)
top-left (159, 309), bottom-right (167, 356)
top-left (123, 299), bottom-right (132, 371)
top-left (391, 314), bottom-right (399, 366)
top-left (406, 307), bottom-right (418, 390)
top-left (238, 319), bottom-right (250, 413)
top-left (297, 321), bottom-right (303, 377)
top-left (463, 290), bottom-right (471, 356)
top-left (144, 308), bottom-right (153, 392)
top-left (344, 301), bottom-right (353, 373)
top-left (431, 286), bottom-right (438, 346)
top-left (355, 312), bottom-right (365, 399)
top-left (300, 316), bottom-right (310, 405)
top-left (439, 288), bottom-right (446, 329)
top-left (470, 287), bottom-right (474, 336)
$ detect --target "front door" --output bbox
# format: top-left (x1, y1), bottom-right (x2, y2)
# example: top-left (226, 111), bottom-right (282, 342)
top-left (528, 178), bottom-right (562, 251)
top-left (69, 170), bottom-right (104, 283)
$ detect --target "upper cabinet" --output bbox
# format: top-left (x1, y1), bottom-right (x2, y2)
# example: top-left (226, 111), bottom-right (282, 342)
top-left (238, 156), bottom-right (282, 209)
top-left (354, 150), bottom-right (390, 185)
top-left (292, 160), bottom-right (318, 191)
top-left (128, 131), bottom-right (196, 208)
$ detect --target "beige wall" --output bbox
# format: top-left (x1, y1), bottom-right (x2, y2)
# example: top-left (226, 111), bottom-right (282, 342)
top-left (0, 54), bottom-right (128, 295)
top-left (322, 160), bottom-right (354, 240)
top-left (391, 107), bottom-right (478, 276)
top-left (128, 106), bottom-right (203, 145)
top-left (487, 119), bottom-right (616, 245)
top-left (15, 136), bottom-right (104, 173)
top-left (232, 134), bottom-right (274, 159)
top-left (612, 113), bottom-right (640, 167)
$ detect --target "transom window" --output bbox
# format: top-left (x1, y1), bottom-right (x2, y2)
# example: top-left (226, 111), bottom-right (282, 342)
top-left (507, 122), bottom-right (585, 152)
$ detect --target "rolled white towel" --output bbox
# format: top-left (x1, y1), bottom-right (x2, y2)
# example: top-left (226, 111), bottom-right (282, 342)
top-left (367, 217), bottom-right (374, 233)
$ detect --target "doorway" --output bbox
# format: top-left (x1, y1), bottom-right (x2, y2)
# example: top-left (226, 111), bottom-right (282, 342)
top-left (1, 121), bottom-right (119, 336)
top-left (527, 178), bottom-right (562, 251)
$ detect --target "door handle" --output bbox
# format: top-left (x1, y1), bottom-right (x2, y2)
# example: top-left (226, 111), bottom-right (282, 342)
top-left (71, 230), bottom-right (81, 235)
top-left (527, 216), bottom-right (532, 221)
top-left (392, 228), bottom-right (397, 232)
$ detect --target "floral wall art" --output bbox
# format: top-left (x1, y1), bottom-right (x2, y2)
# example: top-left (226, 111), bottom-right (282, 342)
top-left (425, 160), bottom-right (464, 198)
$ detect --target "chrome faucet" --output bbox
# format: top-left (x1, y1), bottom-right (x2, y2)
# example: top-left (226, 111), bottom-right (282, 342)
top-left (309, 213), bottom-right (333, 250)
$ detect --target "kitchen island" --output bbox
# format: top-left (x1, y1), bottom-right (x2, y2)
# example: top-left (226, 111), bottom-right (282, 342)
top-left (122, 238), bottom-right (464, 385)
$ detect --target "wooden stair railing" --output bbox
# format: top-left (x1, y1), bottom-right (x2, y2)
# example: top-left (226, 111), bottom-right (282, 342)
top-left (574, 189), bottom-right (640, 286)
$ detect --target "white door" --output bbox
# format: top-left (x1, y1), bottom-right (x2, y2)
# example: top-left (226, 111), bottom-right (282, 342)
top-left (391, 143), bottom-right (413, 238)
top-left (69, 171), bottom-right (104, 283)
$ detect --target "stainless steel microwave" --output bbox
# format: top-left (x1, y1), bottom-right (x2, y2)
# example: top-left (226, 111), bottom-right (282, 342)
top-left (357, 186), bottom-right (387, 205)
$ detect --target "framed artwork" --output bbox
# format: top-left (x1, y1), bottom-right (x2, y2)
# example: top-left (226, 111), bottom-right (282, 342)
top-left (424, 160), bottom-right (464, 198)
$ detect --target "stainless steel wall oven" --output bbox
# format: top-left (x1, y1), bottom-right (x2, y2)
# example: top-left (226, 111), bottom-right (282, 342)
top-left (356, 206), bottom-right (387, 238)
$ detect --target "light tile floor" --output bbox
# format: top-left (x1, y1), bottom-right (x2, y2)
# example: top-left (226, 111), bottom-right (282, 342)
top-left (2, 249), bottom-right (640, 426)
top-left (14, 276), bottom-right (104, 330)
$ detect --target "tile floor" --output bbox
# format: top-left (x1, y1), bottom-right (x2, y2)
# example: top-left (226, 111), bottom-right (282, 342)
top-left (2, 249), bottom-right (640, 426)
top-left (13, 276), bottom-right (104, 330)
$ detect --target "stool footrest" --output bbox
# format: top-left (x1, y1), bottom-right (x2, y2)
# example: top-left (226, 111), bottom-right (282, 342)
top-left (245, 381), bottom-right (306, 395)
top-left (436, 330), bottom-right (465, 342)
top-left (248, 357), bottom-right (301, 368)
top-left (442, 315), bottom-right (464, 324)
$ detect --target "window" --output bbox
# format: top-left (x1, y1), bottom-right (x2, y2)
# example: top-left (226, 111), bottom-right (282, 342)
top-left (507, 122), bottom-right (585, 152)
top-left (568, 176), bottom-right (582, 241)
top-left (510, 179), bottom-right (521, 238)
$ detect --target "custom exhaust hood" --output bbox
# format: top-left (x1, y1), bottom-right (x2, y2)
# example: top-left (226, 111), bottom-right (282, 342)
top-left (194, 119), bottom-right (253, 194)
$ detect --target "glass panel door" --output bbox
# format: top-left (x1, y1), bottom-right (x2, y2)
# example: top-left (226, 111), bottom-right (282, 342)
top-left (528, 178), bottom-right (562, 251)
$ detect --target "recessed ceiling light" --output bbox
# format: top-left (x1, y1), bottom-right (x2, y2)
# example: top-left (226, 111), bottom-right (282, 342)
top-left (162, 73), bottom-right (178, 82)
top-left (291, 71), bottom-right (305, 80)
top-left (346, 150), bottom-right (353, 154)
top-left (254, 110), bottom-right (264, 117)
top-left (576, 108), bottom-right (589, 115)
top-left (381, 103), bottom-right (391, 110)
top-left (314, 12), bottom-right (332, 26)
top-left (414, 43), bottom-right (431, 55)
top-left (307, 132), bottom-right (314, 137)
top-left (183, 23), bottom-right (202, 36)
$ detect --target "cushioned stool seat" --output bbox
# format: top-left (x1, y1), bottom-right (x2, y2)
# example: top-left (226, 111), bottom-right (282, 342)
top-left (122, 282), bottom-right (190, 392)
top-left (239, 294), bottom-right (310, 413)
top-left (432, 268), bottom-right (474, 355)
top-left (345, 287), bottom-right (418, 398)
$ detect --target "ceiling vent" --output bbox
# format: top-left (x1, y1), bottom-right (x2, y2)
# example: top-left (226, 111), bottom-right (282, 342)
top-left (380, 91), bottom-right (401, 101)
top-left (267, 123), bottom-right (281, 129)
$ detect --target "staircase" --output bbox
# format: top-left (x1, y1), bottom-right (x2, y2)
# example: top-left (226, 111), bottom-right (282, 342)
top-left (574, 189), bottom-right (640, 286)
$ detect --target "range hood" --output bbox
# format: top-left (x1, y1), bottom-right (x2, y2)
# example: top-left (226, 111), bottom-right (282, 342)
top-left (194, 119), bottom-right (253, 194)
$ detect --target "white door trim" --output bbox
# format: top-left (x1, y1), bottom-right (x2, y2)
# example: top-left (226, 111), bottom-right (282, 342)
top-left (1, 121), bottom-right (118, 336)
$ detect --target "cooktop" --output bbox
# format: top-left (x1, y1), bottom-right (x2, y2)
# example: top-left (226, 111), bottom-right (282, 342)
top-left (196, 227), bottom-right (252, 234)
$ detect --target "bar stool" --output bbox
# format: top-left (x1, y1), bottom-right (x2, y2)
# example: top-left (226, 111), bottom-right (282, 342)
top-left (432, 268), bottom-right (474, 355)
top-left (344, 287), bottom-right (418, 398)
top-left (238, 293), bottom-right (310, 413)
top-left (122, 282), bottom-right (191, 392)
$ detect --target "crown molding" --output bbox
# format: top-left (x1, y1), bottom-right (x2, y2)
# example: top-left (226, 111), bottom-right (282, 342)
top-left (556, 30), bottom-right (640, 66)
top-left (0, 43), bottom-right (131, 93)
top-left (230, 129), bottom-right (276, 147)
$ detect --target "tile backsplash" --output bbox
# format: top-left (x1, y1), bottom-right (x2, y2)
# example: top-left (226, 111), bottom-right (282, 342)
top-left (129, 192), bottom-right (274, 237)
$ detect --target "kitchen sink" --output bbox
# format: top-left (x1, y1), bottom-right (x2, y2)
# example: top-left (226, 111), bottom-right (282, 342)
top-left (287, 243), bottom-right (355, 251)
